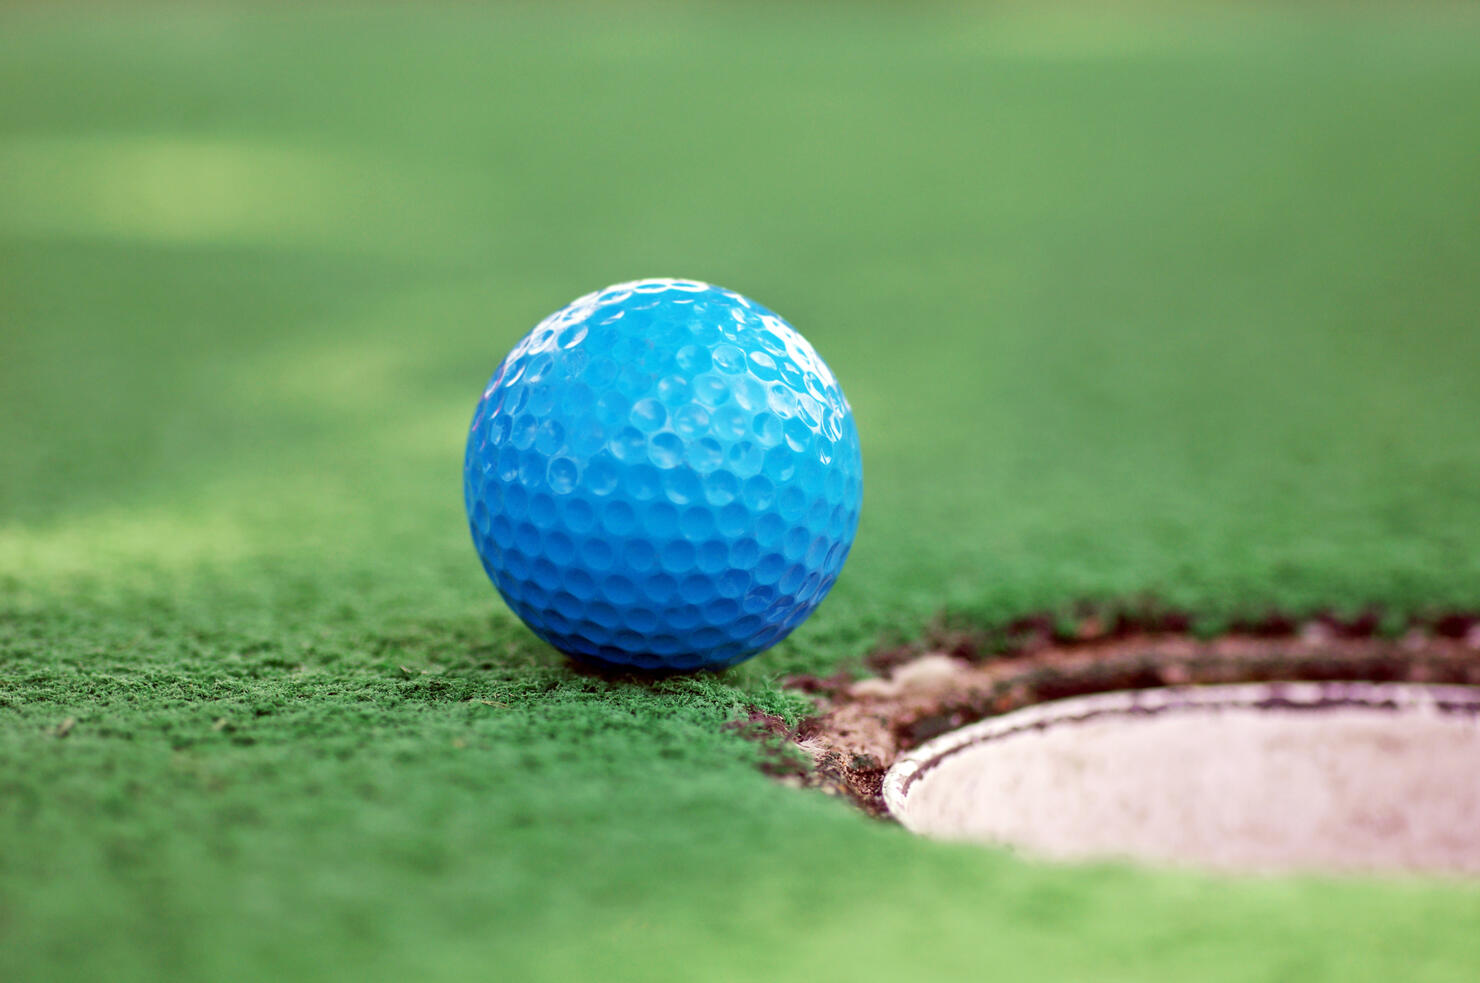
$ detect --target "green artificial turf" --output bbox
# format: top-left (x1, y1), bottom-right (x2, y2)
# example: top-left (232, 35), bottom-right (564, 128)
top-left (4, 3), bottom-right (1480, 980)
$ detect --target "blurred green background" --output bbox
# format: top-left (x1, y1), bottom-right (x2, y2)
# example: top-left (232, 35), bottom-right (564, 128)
top-left (3, 3), bottom-right (1479, 982)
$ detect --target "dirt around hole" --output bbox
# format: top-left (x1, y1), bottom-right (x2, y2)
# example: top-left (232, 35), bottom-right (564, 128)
top-left (746, 613), bottom-right (1480, 819)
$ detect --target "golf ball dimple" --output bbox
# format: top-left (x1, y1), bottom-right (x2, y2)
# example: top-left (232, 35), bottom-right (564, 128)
top-left (464, 278), bottom-right (862, 672)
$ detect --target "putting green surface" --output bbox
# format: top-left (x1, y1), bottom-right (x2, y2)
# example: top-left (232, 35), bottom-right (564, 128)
top-left (4, 3), bottom-right (1480, 980)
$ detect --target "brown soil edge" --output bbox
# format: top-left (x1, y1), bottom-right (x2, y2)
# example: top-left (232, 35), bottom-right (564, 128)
top-left (725, 609), bottom-right (1480, 818)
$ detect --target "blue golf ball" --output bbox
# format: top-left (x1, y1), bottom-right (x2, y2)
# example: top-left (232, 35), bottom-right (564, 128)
top-left (464, 278), bottom-right (863, 672)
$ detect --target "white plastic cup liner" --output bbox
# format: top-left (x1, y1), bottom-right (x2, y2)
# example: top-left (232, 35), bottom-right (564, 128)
top-left (884, 682), bottom-right (1480, 875)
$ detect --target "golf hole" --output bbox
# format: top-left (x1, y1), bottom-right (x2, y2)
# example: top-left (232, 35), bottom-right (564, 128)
top-left (883, 682), bottom-right (1480, 876)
